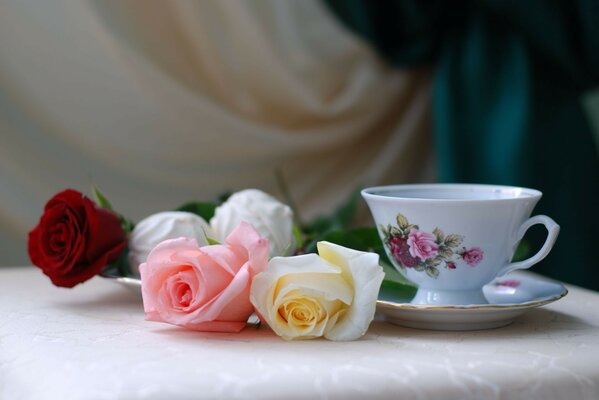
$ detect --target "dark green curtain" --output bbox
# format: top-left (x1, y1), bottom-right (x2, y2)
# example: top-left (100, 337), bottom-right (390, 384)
top-left (325, 0), bottom-right (599, 289)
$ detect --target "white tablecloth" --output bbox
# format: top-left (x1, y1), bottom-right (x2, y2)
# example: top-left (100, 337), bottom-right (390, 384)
top-left (1, 267), bottom-right (598, 400)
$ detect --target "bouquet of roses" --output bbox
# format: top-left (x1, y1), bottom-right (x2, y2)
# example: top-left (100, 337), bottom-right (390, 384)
top-left (28, 187), bottom-right (413, 341)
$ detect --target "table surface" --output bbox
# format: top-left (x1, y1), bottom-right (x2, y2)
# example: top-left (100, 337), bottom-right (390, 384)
top-left (1, 267), bottom-right (598, 400)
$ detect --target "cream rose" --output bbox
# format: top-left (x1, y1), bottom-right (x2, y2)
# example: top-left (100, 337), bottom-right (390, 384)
top-left (129, 211), bottom-right (212, 274)
top-left (210, 189), bottom-right (295, 257)
top-left (250, 241), bottom-right (384, 341)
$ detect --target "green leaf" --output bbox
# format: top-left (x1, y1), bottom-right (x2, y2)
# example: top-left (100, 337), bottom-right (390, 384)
top-left (292, 224), bottom-right (304, 251)
top-left (390, 227), bottom-right (402, 236)
top-left (378, 279), bottom-right (418, 302)
top-left (425, 266), bottom-right (440, 278)
top-left (315, 230), bottom-right (365, 251)
top-left (349, 227), bottom-right (382, 249)
top-left (309, 226), bottom-right (384, 252)
top-left (438, 246), bottom-right (453, 259)
top-left (176, 201), bottom-right (217, 222)
top-left (379, 224), bottom-right (389, 238)
top-left (414, 264), bottom-right (425, 272)
top-left (433, 227), bottom-right (444, 243)
top-left (334, 189), bottom-right (361, 230)
top-left (396, 213), bottom-right (409, 229)
top-left (381, 261), bottom-right (416, 287)
top-left (405, 224), bottom-right (416, 233)
top-left (426, 257), bottom-right (442, 267)
top-left (445, 234), bottom-right (464, 248)
top-left (91, 185), bottom-right (114, 211)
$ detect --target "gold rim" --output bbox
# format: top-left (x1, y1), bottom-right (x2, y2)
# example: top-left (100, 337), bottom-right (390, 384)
top-left (376, 288), bottom-right (568, 311)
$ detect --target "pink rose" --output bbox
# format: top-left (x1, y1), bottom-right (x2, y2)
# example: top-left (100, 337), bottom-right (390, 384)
top-left (461, 247), bottom-right (484, 266)
top-left (407, 230), bottom-right (439, 261)
top-left (389, 236), bottom-right (419, 267)
top-left (139, 222), bottom-right (269, 333)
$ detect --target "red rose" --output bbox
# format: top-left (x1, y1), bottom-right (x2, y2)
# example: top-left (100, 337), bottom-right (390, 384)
top-left (389, 236), bottom-right (419, 268)
top-left (28, 189), bottom-right (127, 287)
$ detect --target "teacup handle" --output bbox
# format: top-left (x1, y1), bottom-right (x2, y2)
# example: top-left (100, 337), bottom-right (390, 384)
top-left (497, 215), bottom-right (560, 277)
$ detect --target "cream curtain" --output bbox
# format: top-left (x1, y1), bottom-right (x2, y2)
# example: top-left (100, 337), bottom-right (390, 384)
top-left (0, 0), bottom-right (433, 265)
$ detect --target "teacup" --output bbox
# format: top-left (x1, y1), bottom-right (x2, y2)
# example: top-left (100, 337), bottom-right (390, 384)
top-left (362, 184), bottom-right (560, 305)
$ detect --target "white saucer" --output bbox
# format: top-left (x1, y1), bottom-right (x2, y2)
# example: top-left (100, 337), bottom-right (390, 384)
top-left (376, 274), bottom-right (568, 331)
top-left (100, 271), bottom-right (141, 294)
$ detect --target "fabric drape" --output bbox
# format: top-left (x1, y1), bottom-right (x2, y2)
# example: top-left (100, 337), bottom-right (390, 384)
top-left (0, 0), bottom-right (433, 265)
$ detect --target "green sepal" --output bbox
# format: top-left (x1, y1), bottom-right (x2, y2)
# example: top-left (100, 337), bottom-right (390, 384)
top-left (91, 185), bottom-right (134, 233)
top-left (120, 216), bottom-right (135, 234)
top-left (292, 224), bottom-right (304, 251)
top-left (206, 237), bottom-right (220, 246)
top-left (91, 185), bottom-right (114, 211)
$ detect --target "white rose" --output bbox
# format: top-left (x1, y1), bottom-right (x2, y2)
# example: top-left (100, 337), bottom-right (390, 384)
top-left (250, 241), bottom-right (384, 341)
top-left (128, 211), bottom-right (212, 275)
top-left (210, 189), bottom-right (295, 257)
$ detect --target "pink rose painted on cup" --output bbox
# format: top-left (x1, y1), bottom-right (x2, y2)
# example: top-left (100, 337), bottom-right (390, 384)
top-left (380, 213), bottom-right (483, 279)
top-left (461, 247), bottom-right (484, 266)
top-left (389, 237), bottom-right (419, 268)
top-left (139, 222), bottom-right (269, 333)
top-left (407, 230), bottom-right (439, 261)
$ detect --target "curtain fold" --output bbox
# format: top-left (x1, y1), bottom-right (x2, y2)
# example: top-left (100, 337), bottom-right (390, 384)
top-left (325, 0), bottom-right (599, 289)
top-left (0, 0), bottom-right (433, 265)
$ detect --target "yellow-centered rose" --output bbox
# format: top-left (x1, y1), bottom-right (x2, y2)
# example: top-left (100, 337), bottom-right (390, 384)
top-left (250, 241), bottom-right (384, 341)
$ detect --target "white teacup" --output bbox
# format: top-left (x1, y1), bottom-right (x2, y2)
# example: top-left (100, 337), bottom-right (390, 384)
top-left (362, 184), bottom-right (560, 305)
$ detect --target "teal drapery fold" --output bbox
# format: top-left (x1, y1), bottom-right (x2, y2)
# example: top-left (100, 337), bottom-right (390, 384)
top-left (325, 0), bottom-right (599, 289)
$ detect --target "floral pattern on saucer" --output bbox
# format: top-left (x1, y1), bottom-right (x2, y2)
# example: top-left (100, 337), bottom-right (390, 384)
top-left (380, 213), bottom-right (484, 278)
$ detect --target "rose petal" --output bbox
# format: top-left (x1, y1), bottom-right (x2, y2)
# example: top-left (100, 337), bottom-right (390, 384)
top-left (274, 273), bottom-right (353, 306)
top-left (199, 244), bottom-right (244, 276)
top-left (174, 248), bottom-right (234, 306)
top-left (225, 221), bottom-right (270, 275)
top-left (317, 241), bottom-right (384, 341)
top-left (250, 254), bottom-right (347, 340)
top-left (193, 263), bottom-right (253, 322)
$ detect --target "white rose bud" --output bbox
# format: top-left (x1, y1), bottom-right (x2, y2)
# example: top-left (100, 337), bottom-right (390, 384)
top-left (128, 211), bottom-right (212, 275)
top-left (250, 241), bottom-right (384, 341)
top-left (210, 189), bottom-right (295, 257)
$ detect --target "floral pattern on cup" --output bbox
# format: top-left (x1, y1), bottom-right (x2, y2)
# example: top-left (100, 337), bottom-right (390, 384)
top-left (494, 279), bottom-right (521, 288)
top-left (380, 213), bottom-right (484, 278)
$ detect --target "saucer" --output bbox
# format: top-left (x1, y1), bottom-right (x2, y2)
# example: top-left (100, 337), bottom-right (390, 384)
top-left (376, 273), bottom-right (568, 331)
top-left (100, 271), bottom-right (141, 294)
